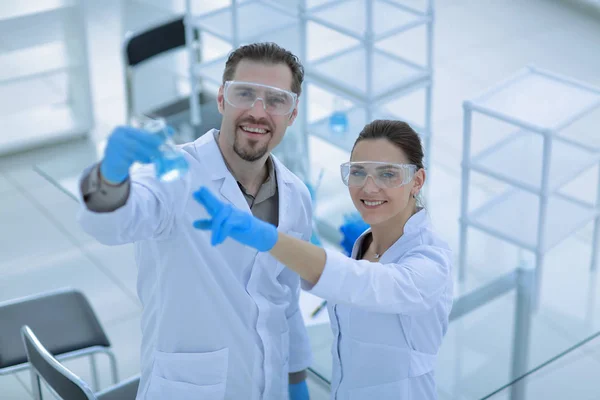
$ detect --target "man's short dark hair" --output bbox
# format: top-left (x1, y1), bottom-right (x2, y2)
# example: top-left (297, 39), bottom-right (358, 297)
top-left (222, 42), bottom-right (304, 96)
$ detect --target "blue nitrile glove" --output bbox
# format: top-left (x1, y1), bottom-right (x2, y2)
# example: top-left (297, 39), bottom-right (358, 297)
top-left (339, 213), bottom-right (370, 256)
top-left (192, 187), bottom-right (279, 251)
top-left (289, 380), bottom-right (310, 400)
top-left (99, 126), bottom-right (165, 184)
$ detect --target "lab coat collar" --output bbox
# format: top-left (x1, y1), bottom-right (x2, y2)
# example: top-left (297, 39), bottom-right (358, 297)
top-left (350, 208), bottom-right (430, 260)
top-left (192, 129), bottom-right (246, 210)
top-left (192, 129), bottom-right (233, 181)
top-left (403, 207), bottom-right (428, 233)
top-left (271, 154), bottom-right (294, 232)
top-left (193, 129), bottom-right (295, 229)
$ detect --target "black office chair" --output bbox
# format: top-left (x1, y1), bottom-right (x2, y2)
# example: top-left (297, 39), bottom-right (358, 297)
top-left (0, 289), bottom-right (119, 393)
top-left (122, 16), bottom-right (222, 139)
top-left (22, 325), bottom-right (139, 400)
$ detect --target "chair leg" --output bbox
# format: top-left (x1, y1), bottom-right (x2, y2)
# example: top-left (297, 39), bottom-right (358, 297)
top-left (90, 354), bottom-right (100, 392)
top-left (106, 349), bottom-right (120, 385)
top-left (30, 369), bottom-right (43, 400)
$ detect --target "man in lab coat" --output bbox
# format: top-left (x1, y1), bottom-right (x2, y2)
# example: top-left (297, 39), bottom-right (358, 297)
top-left (77, 42), bottom-right (313, 400)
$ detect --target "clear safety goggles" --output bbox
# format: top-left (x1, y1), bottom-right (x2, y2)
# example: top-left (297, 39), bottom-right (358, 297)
top-left (340, 162), bottom-right (417, 189)
top-left (223, 80), bottom-right (298, 116)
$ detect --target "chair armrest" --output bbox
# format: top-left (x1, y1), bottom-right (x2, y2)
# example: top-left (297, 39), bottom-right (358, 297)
top-left (96, 374), bottom-right (140, 400)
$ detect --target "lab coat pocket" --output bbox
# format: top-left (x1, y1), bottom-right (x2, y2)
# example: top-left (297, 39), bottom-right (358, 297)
top-left (348, 380), bottom-right (409, 400)
top-left (347, 339), bottom-right (410, 388)
top-left (349, 309), bottom-right (409, 347)
top-left (148, 348), bottom-right (229, 399)
top-left (148, 375), bottom-right (226, 399)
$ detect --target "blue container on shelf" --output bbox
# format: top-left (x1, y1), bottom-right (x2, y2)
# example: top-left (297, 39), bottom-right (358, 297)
top-left (329, 97), bottom-right (349, 135)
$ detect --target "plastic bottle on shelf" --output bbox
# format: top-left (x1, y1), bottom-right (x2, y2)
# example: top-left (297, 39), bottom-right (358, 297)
top-left (329, 97), bottom-right (349, 136)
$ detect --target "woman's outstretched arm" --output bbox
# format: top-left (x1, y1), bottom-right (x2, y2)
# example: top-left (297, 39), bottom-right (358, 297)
top-left (270, 232), bottom-right (327, 284)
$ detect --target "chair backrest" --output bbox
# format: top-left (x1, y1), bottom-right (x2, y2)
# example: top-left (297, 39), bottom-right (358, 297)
top-left (21, 325), bottom-right (96, 400)
top-left (122, 16), bottom-right (199, 123)
top-left (0, 288), bottom-right (110, 370)
top-left (124, 16), bottom-right (186, 67)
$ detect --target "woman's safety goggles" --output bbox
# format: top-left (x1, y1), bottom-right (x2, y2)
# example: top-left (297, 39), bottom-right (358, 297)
top-left (223, 80), bottom-right (298, 116)
top-left (340, 162), bottom-right (417, 189)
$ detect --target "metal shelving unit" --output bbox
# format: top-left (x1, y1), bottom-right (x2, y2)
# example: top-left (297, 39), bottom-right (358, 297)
top-left (184, 0), bottom-right (305, 175)
top-left (300, 0), bottom-right (434, 155)
top-left (189, 1), bottom-right (297, 46)
top-left (183, 0), bottom-right (435, 241)
top-left (458, 66), bottom-right (600, 300)
top-left (301, 0), bottom-right (434, 239)
top-left (0, 0), bottom-right (94, 155)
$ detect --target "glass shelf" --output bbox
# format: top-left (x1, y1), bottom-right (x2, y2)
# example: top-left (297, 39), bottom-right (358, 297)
top-left (471, 67), bottom-right (600, 133)
top-left (190, 1), bottom-right (297, 45)
top-left (309, 107), bottom-right (368, 153)
top-left (307, 0), bottom-right (429, 42)
top-left (0, 0), bottom-right (75, 23)
top-left (0, 72), bottom-right (71, 116)
top-left (556, 106), bottom-right (600, 152)
top-left (467, 188), bottom-right (598, 252)
top-left (470, 129), bottom-right (600, 194)
top-left (308, 104), bottom-right (428, 153)
top-left (0, 4), bottom-right (79, 53)
top-left (259, 0), bottom-right (345, 10)
top-left (0, 0), bottom-right (92, 155)
top-left (193, 57), bottom-right (226, 86)
top-left (307, 45), bottom-right (429, 101)
top-left (0, 104), bottom-right (89, 156)
top-left (193, 24), bottom-right (302, 85)
top-left (0, 41), bottom-right (80, 85)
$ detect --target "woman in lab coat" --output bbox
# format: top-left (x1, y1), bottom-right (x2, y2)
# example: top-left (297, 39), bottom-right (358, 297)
top-left (193, 119), bottom-right (454, 399)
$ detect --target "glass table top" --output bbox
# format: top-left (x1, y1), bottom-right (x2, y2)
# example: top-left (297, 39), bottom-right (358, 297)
top-left (482, 331), bottom-right (600, 400)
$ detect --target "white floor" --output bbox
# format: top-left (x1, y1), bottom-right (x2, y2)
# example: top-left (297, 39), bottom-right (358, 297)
top-left (2, 1), bottom-right (600, 399)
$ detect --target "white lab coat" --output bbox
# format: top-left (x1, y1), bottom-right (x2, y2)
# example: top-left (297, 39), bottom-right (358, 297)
top-left (77, 130), bottom-right (313, 400)
top-left (304, 209), bottom-right (453, 399)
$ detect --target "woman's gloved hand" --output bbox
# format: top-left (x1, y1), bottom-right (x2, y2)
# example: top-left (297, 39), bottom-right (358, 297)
top-left (192, 187), bottom-right (279, 251)
top-left (100, 126), bottom-right (165, 184)
top-left (289, 380), bottom-right (310, 400)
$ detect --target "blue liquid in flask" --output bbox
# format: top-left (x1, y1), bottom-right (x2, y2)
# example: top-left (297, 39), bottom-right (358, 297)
top-left (142, 117), bottom-right (189, 182)
top-left (155, 150), bottom-right (189, 182)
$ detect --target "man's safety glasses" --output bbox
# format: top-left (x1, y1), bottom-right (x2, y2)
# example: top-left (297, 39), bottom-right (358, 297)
top-left (340, 162), bottom-right (417, 189)
top-left (223, 81), bottom-right (298, 116)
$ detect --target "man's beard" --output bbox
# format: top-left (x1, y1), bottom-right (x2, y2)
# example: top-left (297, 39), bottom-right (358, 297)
top-left (233, 130), bottom-right (270, 162)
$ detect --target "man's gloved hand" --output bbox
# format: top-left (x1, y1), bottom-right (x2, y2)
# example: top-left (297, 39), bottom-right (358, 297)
top-left (192, 187), bottom-right (279, 251)
top-left (100, 126), bottom-right (164, 184)
top-left (289, 380), bottom-right (310, 400)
